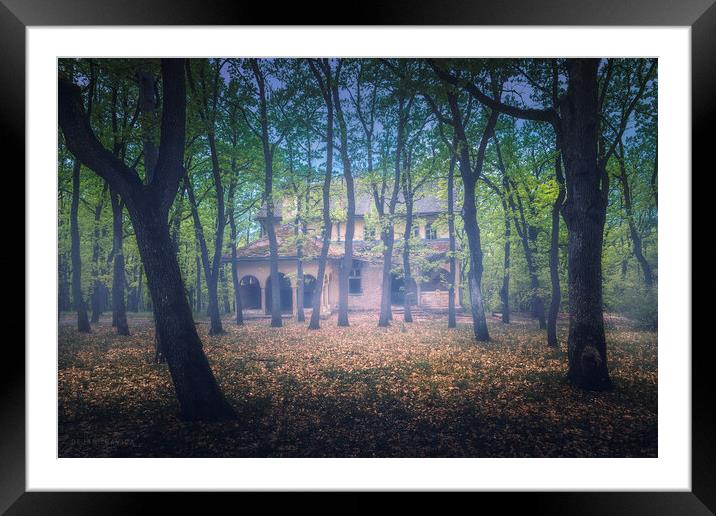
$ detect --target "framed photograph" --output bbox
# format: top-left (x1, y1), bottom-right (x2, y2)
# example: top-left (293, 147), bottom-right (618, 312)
top-left (5, 0), bottom-right (710, 512)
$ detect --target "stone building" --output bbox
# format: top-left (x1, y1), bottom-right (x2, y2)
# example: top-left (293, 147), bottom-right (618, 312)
top-left (225, 187), bottom-right (462, 317)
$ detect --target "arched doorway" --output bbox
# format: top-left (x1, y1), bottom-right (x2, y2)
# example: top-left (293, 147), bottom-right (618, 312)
top-left (266, 273), bottom-right (293, 313)
top-left (390, 273), bottom-right (417, 306)
top-left (239, 275), bottom-right (261, 309)
top-left (303, 275), bottom-right (317, 308)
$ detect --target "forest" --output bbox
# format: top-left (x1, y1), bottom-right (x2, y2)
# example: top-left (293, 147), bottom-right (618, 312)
top-left (58, 58), bottom-right (657, 457)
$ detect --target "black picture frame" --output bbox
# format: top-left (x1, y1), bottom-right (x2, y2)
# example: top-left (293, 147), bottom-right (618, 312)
top-left (4, 0), bottom-right (709, 512)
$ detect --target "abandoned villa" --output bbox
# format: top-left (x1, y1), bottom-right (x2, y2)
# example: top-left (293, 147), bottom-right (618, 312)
top-left (224, 186), bottom-right (462, 317)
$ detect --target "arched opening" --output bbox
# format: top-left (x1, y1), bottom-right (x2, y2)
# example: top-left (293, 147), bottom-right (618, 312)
top-left (303, 274), bottom-right (316, 308)
top-left (420, 268), bottom-right (450, 292)
top-left (266, 273), bottom-right (293, 313)
top-left (390, 273), bottom-right (417, 306)
top-left (239, 275), bottom-right (261, 309)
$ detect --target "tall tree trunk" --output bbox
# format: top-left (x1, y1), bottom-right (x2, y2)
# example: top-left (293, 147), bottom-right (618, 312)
top-left (110, 189), bottom-right (130, 335)
top-left (447, 155), bottom-right (457, 328)
top-left (378, 230), bottom-right (396, 327)
top-left (227, 168), bottom-right (244, 326)
top-left (559, 59), bottom-right (611, 390)
top-left (133, 208), bottom-right (234, 419)
top-left (308, 59), bottom-right (334, 330)
top-left (446, 89), bottom-right (496, 342)
top-left (617, 142), bottom-right (654, 288)
top-left (90, 182), bottom-right (108, 323)
top-left (461, 180), bottom-right (490, 341)
top-left (401, 169), bottom-right (414, 324)
top-left (377, 94), bottom-right (407, 327)
top-left (220, 266), bottom-right (231, 314)
top-left (547, 150), bottom-right (566, 347)
top-left (499, 193), bottom-right (511, 325)
top-left (186, 175), bottom-right (224, 334)
top-left (70, 160), bottom-right (91, 332)
top-left (332, 64), bottom-right (355, 328)
top-left (296, 230), bottom-right (306, 322)
top-left (503, 170), bottom-right (545, 329)
top-left (60, 58), bottom-right (235, 420)
top-left (137, 265), bottom-right (144, 312)
top-left (250, 59), bottom-right (282, 328)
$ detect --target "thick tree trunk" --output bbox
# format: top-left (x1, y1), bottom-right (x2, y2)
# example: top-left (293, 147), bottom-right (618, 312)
top-left (70, 160), bottom-right (91, 332)
top-left (378, 231), bottom-right (395, 327)
top-left (110, 190), bottom-right (130, 335)
top-left (547, 151), bottom-right (566, 347)
top-left (332, 61), bottom-right (354, 328)
top-left (447, 156), bottom-right (457, 328)
top-left (444, 86), bottom-right (496, 342)
top-left (132, 207), bottom-right (235, 420)
top-left (560, 59), bottom-right (611, 390)
top-left (137, 265), bottom-right (144, 312)
top-left (309, 204), bottom-right (332, 329)
top-left (461, 184), bottom-right (490, 342)
top-left (60, 58), bottom-right (235, 420)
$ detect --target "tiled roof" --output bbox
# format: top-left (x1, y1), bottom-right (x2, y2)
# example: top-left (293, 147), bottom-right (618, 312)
top-left (227, 224), bottom-right (452, 263)
top-left (255, 181), bottom-right (456, 220)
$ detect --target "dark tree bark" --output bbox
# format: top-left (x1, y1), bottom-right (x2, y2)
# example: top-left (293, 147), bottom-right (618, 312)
top-left (59, 58), bottom-right (235, 420)
top-left (499, 173), bottom-right (511, 325)
top-left (110, 189), bottom-right (130, 335)
top-left (90, 182), bottom-right (109, 324)
top-left (445, 88), bottom-right (497, 342)
top-left (249, 59), bottom-right (283, 327)
top-left (431, 58), bottom-right (654, 386)
top-left (617, 141), bottom-right (654, 289)
top-left (70, 160), bottom-right (91, 332)
top-left (220, 267), bottom-right (231, 314)
top-left (185, 59), bottom-right (227, 335)
top-left (331, 59), bottom-right (355, 327)
top-left (185, 174), bottom-right (223, 334)
top-left (227, 163), bottom-right (244, 326)
top-left (376, 95), bottom-right (408, 327)
top-left (547, 150), bottom-right (566, 347)
top-left (308, 59), bottom-right (335, 330)
top-left (137, 265), bottom-right (144, 312)
top-left (295, 219), bottom-right (305, 322)
top-left (494, 138), bottom-right (545, 329)
top-left (401, 147), bottom-right (417, 324)
top-left (559, 59), bottom-right (611, 390)
top-left (447, 154), bottom-right (457, 328)
top-left (288, 143), bottom-right (306, 323)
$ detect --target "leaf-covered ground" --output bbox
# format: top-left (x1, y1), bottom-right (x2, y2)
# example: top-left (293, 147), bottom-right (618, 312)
top-left (58, 311), bottom-right (657, 457)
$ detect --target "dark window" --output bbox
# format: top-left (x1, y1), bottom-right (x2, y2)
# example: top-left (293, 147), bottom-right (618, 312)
top-left (425, 223), bottom-right (438, 240)
top-left (413, 225), bottom-right (420, 238)
top-left (349, 260), bottom-right (362, 294)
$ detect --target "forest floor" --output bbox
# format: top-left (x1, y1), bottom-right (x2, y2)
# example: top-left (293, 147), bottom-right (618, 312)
top-left (58, 311), bottom-right (657, 457)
